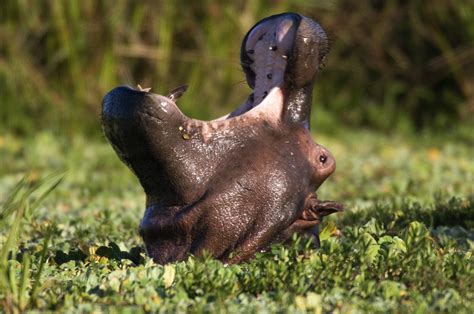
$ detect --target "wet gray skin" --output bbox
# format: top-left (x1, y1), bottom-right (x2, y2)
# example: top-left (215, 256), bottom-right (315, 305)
top-left (101, 13), bottom-right (342, 264)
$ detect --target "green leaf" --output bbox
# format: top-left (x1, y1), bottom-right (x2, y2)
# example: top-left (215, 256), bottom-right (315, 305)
top-left (163, 265), bottom-right (175, 288)
top-left (319, 221), bottom-right (337, 242)
top-left (359, 233), bottom-right (380, 264)
top-left (404, 221), bottom-right (431, 249)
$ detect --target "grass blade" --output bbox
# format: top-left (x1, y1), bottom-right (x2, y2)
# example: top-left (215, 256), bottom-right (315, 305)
top-left (0, 175), bottom-right (27, 219)
top-left (29, 175), bottom-right (64, 211)
top-left (0, 201), bottom-right (26, 267)
top-left (18, 252), bottom-right (31, 310)
top-left (30, 225), bottom-right (53, 304)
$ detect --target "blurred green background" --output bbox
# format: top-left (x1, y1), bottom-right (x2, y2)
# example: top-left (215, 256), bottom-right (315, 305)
top-left (1, 2), bottom-right (473, 311)
top-left (1, 0), bottom-right (473, 137)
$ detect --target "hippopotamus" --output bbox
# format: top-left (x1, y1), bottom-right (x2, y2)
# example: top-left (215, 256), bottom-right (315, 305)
top-left (101, 13), bottom-right (342, 264)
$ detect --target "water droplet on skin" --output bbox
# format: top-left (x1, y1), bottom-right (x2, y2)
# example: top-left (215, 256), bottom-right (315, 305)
top-left (178, 126), bottom-right (184, 131)
top-left (160, 102), bottom-right (169, 112)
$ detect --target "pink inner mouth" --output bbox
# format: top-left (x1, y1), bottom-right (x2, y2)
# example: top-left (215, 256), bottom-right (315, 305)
top-left (244, 15), bottom-right (298, 108)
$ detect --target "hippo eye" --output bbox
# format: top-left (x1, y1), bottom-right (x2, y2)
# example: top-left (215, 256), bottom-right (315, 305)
top-left (319, 155), bottom-right (327, 164)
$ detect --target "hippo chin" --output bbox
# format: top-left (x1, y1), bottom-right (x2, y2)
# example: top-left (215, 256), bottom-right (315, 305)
top-left (101, 13), bottom-right (342, 264)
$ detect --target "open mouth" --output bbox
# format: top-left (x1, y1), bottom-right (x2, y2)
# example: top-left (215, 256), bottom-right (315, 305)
top-left (102, 12), bottom-right (330, 137)
top-left (227, 13), bottom-right (329, 127)
top-left (143, 14), bottom-right (304, 123)
top-left (241, 14), bottom-right (301, 103)
top-left (224, 13), bottom-right (302, 119)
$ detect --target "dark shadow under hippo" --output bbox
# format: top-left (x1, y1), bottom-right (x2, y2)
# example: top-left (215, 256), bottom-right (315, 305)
top-left (101, 13), bottom-right (343, 264)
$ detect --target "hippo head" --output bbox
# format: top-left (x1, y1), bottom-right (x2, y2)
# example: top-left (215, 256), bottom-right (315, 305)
top-left (101, 13), bottom-right (342, 264)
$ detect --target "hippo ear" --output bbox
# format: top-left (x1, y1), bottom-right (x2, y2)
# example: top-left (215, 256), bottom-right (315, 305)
top-left (167, 84), bottom-right (188, 101)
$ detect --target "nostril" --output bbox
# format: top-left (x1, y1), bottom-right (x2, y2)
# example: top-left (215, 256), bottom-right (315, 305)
top-left (319, 155), bottom-right (327, 164)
